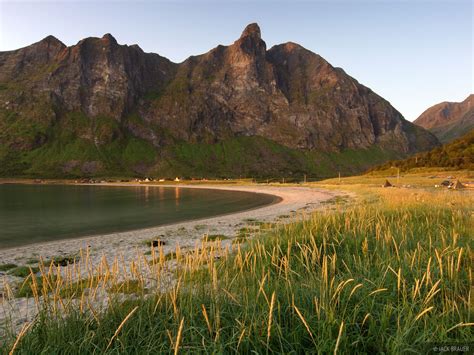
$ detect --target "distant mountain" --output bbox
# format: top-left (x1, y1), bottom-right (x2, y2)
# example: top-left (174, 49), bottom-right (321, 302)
top-left (370, 129), bottom-right (473, 172)
top-left (0, 23), bottom-right (439, 178)
top-left (414, 95), bottom-right (473, 143)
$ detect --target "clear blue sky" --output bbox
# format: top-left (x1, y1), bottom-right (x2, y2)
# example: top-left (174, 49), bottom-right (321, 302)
top-left (0, 0), bottom-right (472, 120)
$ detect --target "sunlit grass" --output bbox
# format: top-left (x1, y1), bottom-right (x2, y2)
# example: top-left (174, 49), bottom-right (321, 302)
top-left (201, 234), bottom-right (229, 242)
top-left (1, 184), bottom-right (472, 353)
top-left (314, 168), bottom-right (473, 188)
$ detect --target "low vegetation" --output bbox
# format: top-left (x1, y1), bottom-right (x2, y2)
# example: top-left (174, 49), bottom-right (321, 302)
top-left (0, 111), bottom-right (402, 180)
top-left (1, 181), bottom-right (471, 353)
top-left (201, 234), bottom-right (228, 242)
top-left (155, 136), bottom-right (401, 179)
top-left (0, 263), bottom-right (17, 272)
top-left (371, 129), bottom-right (473, 172)
top-left (8, 266), bottom-right (39, 278)
top-left (43, 255), bottom-right (77, 267)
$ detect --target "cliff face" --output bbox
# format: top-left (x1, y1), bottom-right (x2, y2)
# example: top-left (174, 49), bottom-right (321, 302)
top-left (266, 42), bottom-right (426, 152)
top-left (414, 95), bottom-right (473, 143)
top-left (0, 23), bottom-right (439, 178)
top-left (138, 24), bottom-right (437, 153)
top-left (0, 33), bottom-right (176, 115)
top-left (0, 33), bottom-right (175, 151)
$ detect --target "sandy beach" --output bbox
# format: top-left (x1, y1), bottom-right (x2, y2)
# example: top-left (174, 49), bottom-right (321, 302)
top-left (0, 184), bottom-right (338, 266)
top-left (0, 183), bottom-right (342, 331)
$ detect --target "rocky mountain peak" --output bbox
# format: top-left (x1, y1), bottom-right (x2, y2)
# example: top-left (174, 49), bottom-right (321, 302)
top-left (0, 24), bottom-right (440, 178)
top-left (414, 94), bottom-right (473, 142)
top-left (31, 35), bottom-right (66, 56)
top-left (279, 42), bottom-right (304, 53)
top-left (101, 33), bottom-right (118, 46)
top-left (240, 23), bottom-right (261, 40)
top-left (39, 35), bottom-right (65, 48)
top-left (234, 23), bottom-right (266, 56)
top-left (0, 34), bottom-right (66, 82)
top-left (129, 44), bottom-right (143, 51)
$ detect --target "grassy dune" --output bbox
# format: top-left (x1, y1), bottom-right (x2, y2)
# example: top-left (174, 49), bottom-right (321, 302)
top-left (1, 177), bottom-right (472, 353)
top-left (318, 168), bottom-right (473, 187)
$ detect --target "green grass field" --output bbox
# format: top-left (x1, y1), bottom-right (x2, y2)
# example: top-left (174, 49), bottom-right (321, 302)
top-left (1, 175), bottom-right (472, 354)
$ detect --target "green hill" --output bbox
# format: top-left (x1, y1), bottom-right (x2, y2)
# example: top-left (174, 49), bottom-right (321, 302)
top-left (369, 129), bottom-right (473, 172)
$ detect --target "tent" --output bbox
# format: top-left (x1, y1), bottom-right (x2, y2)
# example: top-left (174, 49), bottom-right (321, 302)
top-left (451, 180), bottom-right (465, 190)
top-left (382, 179), bottom-right (393, 188)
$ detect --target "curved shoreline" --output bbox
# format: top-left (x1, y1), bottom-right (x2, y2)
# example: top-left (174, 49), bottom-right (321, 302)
top-left (0, 184), bottom-right (338, 267)
top-left (0, 184), bottom-right (341, 332)
top-left (0, 184), bottom-right (281, 251)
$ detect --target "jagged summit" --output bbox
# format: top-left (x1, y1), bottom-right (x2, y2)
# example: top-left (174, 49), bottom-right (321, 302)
top-left (73, 33), bottom-right (119, 48)
top-left (40, 35), bottom-right (64, 46)
top-left (240, 23), bottom-right (261, 39)
top-left (29, 35), bottom-right (66, 54)
top-left (0, 24), bottom-right (439, 177)
top-left (272, 42), bottom-right (305, 52)
top-left (234, 23), bottom-right (266, 55)
top-left (101, 33), bottom-right (118, 45)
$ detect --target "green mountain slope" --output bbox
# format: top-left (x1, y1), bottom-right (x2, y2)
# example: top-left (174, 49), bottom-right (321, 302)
top-left (429, 109), bottom-right (474, 143)
top-left (369, 129), bottom-right (474, 172)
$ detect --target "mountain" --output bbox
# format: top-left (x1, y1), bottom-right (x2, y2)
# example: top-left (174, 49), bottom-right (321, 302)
top-left (369, 129), bottom-right (473, 172)
top-left (414, 95), bottom-right (474, 143)
top-left (0, 23), bottom-right (439, 178)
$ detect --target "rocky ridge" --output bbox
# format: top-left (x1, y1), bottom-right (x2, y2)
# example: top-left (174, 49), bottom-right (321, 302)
top-left (0, 23), bottom-right (438, 177)
top-left (414, 94), bottom-right (473, 143)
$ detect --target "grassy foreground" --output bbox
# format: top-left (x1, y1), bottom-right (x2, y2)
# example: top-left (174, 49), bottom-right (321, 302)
top-left (2, 185), bottom-right (473, 353)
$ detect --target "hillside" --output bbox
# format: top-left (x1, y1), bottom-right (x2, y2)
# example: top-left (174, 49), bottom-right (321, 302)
top-left (369, 129), bottom-right (474, 172)
top-left (414, 94), bottom-right (473, 143)
top-left (0, 24), bottom-right (438, 178)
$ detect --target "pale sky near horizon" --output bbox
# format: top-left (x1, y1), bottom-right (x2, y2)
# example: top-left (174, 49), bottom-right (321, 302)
top-left (0, 0), bottom-right (472, 121)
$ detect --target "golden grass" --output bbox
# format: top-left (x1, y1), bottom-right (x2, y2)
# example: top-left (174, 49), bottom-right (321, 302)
top-left (2, 174), bottom-right (472, 353)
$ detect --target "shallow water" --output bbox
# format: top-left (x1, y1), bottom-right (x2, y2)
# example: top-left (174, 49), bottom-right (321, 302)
top-left (0, 184), bottom-right (276, 248)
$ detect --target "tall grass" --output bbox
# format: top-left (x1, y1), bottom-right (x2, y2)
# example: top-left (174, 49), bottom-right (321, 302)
top-left (2, 188), bottom-right (472, 353)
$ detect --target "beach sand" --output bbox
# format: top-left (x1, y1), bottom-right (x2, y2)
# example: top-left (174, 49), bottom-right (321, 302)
top-left (0, 184), bottom-right (338, 265)
top-left (0, 183), bottom-right (342, 332)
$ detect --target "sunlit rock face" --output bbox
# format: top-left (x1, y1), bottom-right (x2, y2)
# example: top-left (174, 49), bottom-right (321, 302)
top-left (414, 95), bottom-right (473, 143)
top-left (0, 23), bottom-right (438, 176)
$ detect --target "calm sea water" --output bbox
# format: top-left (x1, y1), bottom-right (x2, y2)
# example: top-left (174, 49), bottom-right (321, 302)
top-left (0, 184), bottom-right (276, 248)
